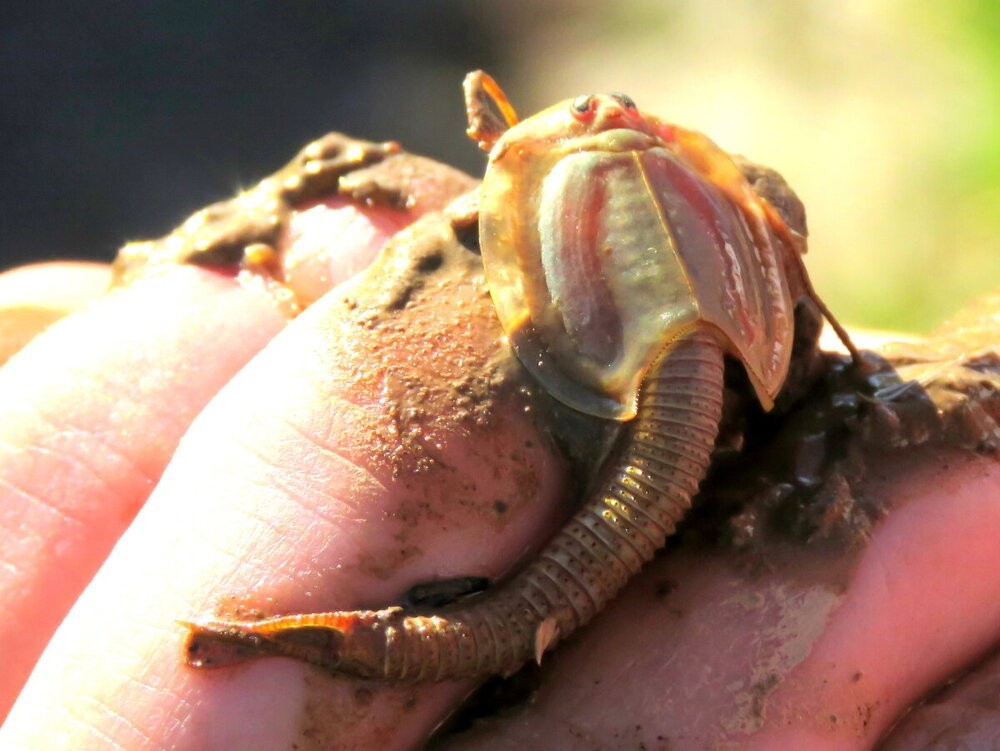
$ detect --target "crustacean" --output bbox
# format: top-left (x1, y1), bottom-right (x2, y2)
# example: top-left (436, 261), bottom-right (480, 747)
top-left (184, 71), bottom-right (860, 680)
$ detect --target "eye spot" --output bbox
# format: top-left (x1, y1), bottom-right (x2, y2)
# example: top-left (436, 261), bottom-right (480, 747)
top-left (610, 92), bottom-right (637, 110)
top-left (570, 95), bottom-right (597, 123)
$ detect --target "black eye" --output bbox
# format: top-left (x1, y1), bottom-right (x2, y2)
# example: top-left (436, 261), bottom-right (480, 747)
top-left (610, 93), bottom-right (637, 110)
top-left (572, 95), bottom-right (594, 113)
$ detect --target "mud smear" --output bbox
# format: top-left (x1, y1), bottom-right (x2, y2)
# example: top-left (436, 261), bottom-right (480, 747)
top-left (301, 200), bottom-right (574, 586)
top-left (292, 670), bottom-right (424, 751)
top-left (0, 306), bottom-right (67, 366)
top-left (112, 132), bottom-right (476, 314)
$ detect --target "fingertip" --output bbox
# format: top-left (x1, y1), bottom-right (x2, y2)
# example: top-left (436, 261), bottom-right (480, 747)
top-left (0, 261), bottom-right (113, 364)
top-left (0, 261), bottom-right (112, 308)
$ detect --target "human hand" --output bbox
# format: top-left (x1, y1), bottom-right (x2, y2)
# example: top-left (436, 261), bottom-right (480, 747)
top-left (0, 144), bottom-right (997, 750)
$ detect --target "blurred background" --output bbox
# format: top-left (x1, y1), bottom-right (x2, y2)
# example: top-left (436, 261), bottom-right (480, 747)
top-left (1, 0), bottom-right (996, 331)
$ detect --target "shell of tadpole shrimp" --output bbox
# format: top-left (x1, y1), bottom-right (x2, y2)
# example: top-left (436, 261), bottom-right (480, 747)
top-left (477, 95), bottom-right (796, 420)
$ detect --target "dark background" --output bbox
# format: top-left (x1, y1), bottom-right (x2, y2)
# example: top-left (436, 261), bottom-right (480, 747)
top-left (1, 1), bottom-right (513, 270)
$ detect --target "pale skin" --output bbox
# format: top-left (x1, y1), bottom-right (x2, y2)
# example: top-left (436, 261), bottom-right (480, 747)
top-left (0, 175), bottom-right (998, 749)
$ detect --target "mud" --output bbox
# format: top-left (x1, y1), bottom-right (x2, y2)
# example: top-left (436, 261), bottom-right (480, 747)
top-left (690, 289), bottom-right (1000, 556)
top-left (112, 132), bottom-right (476, 314)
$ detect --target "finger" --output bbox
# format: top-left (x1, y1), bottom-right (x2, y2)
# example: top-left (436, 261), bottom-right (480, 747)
top-left (0, 201), bottom-right (418, 717)
top-left (0, 265), bottom-right (289, 716)
top-left (0, 261), bottom-right (112, 364)
top-left (0, 211), bottom-right (571, 749)
top-left (743, 448), bottom-right (1000, 749)
top-left (878, 645), bottom-right (1000, 749)
top-left (434, 447), bottom-right (1000, 750)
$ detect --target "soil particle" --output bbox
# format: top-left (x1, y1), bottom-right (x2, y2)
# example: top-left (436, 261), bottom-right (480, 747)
top-left (356, 546), bottom-right (424, 582)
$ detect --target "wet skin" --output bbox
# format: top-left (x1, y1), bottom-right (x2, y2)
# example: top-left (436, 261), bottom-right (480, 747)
top-left (0, 143), bottom-right (997, 750)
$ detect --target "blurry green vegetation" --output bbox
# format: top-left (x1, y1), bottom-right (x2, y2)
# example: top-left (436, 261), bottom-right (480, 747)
top-left (884, 0), bottom-right (1000, 331)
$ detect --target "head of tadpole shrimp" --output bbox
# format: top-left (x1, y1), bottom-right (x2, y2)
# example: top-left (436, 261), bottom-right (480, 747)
top-left (476, 88), bottom-right (796, 421)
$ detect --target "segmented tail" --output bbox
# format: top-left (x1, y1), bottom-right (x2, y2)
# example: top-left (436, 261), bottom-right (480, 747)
top-left (186, 327), bottom-right (724, 680)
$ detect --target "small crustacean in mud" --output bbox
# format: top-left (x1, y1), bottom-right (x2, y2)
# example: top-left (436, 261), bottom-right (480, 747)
top-left (184, 71), bottom-right (861, 680)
